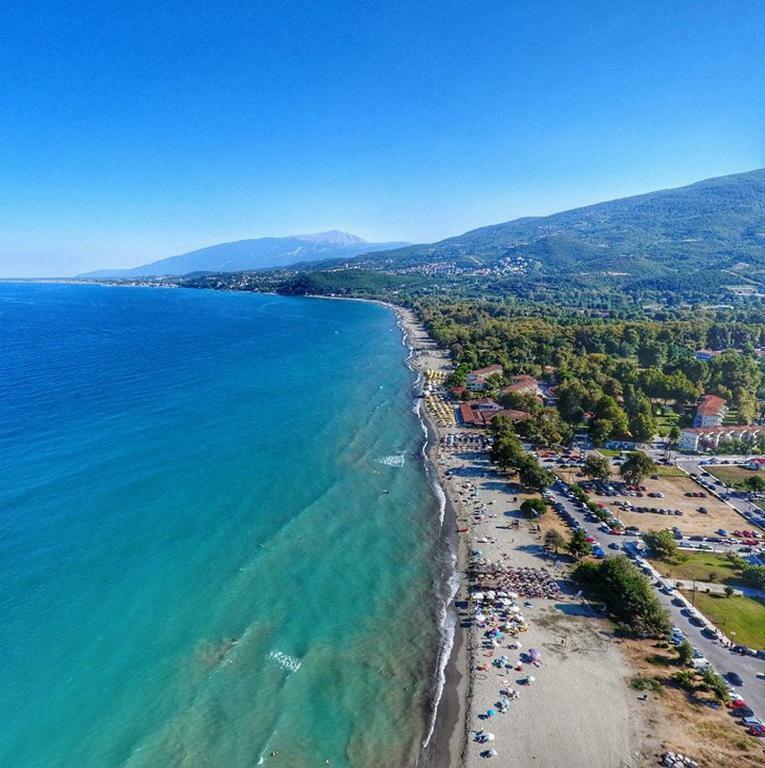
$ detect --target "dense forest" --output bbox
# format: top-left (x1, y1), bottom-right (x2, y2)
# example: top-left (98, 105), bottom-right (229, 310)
top-left (415, 299), bottom-right (765, 446)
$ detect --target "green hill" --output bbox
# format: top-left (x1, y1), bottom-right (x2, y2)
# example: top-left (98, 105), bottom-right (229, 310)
top-left (354, 169), bottom-right (765, 285)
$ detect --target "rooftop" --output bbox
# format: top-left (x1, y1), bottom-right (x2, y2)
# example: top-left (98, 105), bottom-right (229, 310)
top-left (696, 394), bottom-right (727, 416)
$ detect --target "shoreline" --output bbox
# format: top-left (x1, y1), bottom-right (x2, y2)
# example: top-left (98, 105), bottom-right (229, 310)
top-left (389, 302), bottom-right (656, 768)
top-left (391, 305), bottom-right (468, 768)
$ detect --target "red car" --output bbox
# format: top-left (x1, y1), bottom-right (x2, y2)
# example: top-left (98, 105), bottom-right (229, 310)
top-left (748, 724), bottom-right (765, 737)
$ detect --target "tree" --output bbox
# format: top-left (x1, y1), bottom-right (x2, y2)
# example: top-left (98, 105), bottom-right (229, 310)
top-left (591, 395), bottom-right (629, 441)
top-left (517, 455), bottom-right (555, 491)
top-left (520, 497), bottom-right (547, 518)
top-left (490, 421), bottom-right (524, 470)
top-left (741, 564), bottom-right (765, 589)
top-left (731, 386), bottom-right (757, 425)
top-left (701, 667), bottom-right (730, 703)
top-left (637, 340), bottom-right (667, 368)
top-left (544, 529), bottom-right (566, 554)
top-left (582, 453), bottom-right (611, 482)
top-left (567, 528), bottom-right (592, 560)
top-left (667, 424), bottom-right (681, 447)
top-left (723, 585), bottom-right (735, 598)
top-left (675, 639), bottom-right (694, 666)
top-left (641, 529), bottom-right (678, 560)
top-left (620, 451), bottom-right (656, 485)
top-left (628, 397), bottom-right (657, 442)
top-left (743, 475), bottom-right (765, 493)
top-left (573, 556), bottom-right (670, 637)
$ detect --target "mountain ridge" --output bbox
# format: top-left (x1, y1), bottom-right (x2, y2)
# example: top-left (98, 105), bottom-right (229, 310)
top-left (79, 230), bottom-right (408, 277)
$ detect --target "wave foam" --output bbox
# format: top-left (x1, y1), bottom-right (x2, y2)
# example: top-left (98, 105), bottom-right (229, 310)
top-left (266, 650), bottom-right (302, 673)
top-left (376, 453), bottom-right (405, 467)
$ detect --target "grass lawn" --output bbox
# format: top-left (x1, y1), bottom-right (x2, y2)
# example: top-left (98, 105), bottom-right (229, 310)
top-left (650, 551), bottom-right (745, 587)
top-left (706, 464), bottom-right (758, 489)
top-left (685, 591), bottom-right (765, 648)
top-left (652, 464), bottom-right (686, 478)
top-left (596, 448), bottom-right (621, 457)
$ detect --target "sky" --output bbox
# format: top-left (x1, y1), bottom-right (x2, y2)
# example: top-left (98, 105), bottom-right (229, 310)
top-left (1, 1), bottom-right (764, 276)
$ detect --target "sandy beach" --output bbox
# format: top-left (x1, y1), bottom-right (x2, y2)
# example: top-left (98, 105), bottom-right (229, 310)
top-left (395, 306), bottom-right (656, 768)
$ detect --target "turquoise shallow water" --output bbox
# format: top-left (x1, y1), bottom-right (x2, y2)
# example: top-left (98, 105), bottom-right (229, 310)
top-left (0, 283), bottom-right (442, 768)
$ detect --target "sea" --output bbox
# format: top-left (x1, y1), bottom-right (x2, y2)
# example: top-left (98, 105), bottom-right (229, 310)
top-left (0, 282), bottom-right (450, 768)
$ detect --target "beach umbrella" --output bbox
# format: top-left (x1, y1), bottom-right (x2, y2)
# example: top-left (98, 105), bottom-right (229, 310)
top-left (486, 708), bottom-right (496, 717)
top-left (474, 614), bottom-right (487, 623)
top-left (526, 675), bottom-right (536, 684)
top-left (529, 648), bottom-right (541, 661)
top-left (485, 733), bottom-right (495, 741)
top-left (487, 748), bottom-right (498, 757)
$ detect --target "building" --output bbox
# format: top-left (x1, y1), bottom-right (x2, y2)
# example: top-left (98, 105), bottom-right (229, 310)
top-left (501, 374), bottom-right (541, 398)
top-left (693, 395), bottom-right (728, 428)
top-left (679, 424), bottom-right (765, 453)
top-left (747, 458), bottom-right (765, 471)
top-left (459, 399), bottom-right (528, 427)
top-left (466, 364), bottom-right (504, 391)
top-left (694, 349), bottom-right (723, 362)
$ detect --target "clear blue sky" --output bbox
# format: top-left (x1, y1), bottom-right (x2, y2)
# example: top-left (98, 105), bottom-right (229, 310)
top-left (1, 0), bottom-right (764, 276)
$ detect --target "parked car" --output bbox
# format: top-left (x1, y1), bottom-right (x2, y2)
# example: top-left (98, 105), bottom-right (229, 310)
top-left (727, 672), bottom-right (744, 687)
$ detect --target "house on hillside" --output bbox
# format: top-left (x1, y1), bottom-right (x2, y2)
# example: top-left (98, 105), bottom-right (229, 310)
top-left (747, 457), bottom-right (765, 471)
top-left (693, 395), bottom-right (728, 428)
top-left (466, 364), bottom-right (504, 391)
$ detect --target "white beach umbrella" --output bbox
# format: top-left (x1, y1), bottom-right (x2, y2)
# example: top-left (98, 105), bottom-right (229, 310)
top-left (485, 733), bottom-right (495, 741)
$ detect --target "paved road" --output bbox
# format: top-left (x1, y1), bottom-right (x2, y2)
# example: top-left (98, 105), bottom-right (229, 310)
top-left (544, 478), bottom-right (765, 720)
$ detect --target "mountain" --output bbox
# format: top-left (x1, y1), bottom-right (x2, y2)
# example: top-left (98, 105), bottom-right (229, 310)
top-left (351, 169), bottom-right (765, 283)
top-left (80, 231), bottom-right (408, 277)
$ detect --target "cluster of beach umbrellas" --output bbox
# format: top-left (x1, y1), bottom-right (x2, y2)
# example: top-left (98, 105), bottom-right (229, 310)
top-left (440, 432), bottom-right (488, 452)
top-left (424, 393), bottom-right (456, 427)
top-left (471, 564), bottom-right (564, 600)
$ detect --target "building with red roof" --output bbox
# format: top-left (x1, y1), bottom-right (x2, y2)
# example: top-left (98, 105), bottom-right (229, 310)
top-left (693, 395), bottom-right (728, 428)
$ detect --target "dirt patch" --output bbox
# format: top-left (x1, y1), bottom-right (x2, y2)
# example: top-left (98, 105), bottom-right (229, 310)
top-left (620, 639), bottom-right (765, 768)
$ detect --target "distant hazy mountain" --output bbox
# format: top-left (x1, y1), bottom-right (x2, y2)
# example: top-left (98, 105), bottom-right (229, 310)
top-left (354, 169), bottom-right (765, 280)
top-left (80, 231), bottom-right (408, 277)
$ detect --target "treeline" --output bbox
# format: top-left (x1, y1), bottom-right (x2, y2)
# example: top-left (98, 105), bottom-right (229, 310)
top-left (417, 298), bottom-right (765, 443)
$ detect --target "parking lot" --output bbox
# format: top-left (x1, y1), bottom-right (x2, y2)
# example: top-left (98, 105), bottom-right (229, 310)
top-left (585, 472), bottom-right (753, 539)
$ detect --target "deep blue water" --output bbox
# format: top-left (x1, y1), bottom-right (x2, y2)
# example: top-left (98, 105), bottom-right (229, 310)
top-left (0, 283), bottom-right (441, 768)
